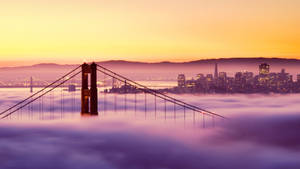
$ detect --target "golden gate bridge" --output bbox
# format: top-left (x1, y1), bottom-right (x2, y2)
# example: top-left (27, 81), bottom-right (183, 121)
top-left (0, 62), bottom-right (225, 127)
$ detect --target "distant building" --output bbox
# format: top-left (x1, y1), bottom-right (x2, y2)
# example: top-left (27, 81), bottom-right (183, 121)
top-left (196, 73), bottom-right (204, 80)
top-left (259, 63), bottom-right (270, 75)
top-left (206, 74), bottom-right (213, 82)
top-left (112, 77), bottom-right (118, 88)
top-left (219, 72), bottom-right (227, 79)
top-left (235, 72), bottom-right (243, 86)
top-left (214, 63), bottom-right (218, 79)
top-left (109, 84), bottom-right (139, 94)
top-left (186, 79), bottom-right (196, 88)
top-left (243, 72), bottom-right (253, 83)
top-left (30, 77), bottom-right (33, 93)
top-left (177, 74), bottom-right (186, 88)
top-left (288, 75), bottom-right (293, 82)
top-left (68, 84), bottom-right (76, 92)
top-left (217, 72), bottom-right (227, 92)
top-left (297, 74), bottom-right (300, 82)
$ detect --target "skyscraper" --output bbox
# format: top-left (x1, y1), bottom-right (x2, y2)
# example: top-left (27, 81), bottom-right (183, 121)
top-left (214, 63), bottom-right (218, 79)
top-left (259, 63), bottom-right (270, 75)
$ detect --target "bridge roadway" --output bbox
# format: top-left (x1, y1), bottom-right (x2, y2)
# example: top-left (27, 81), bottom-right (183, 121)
top-left (0, 63), bottom-right (226, 120)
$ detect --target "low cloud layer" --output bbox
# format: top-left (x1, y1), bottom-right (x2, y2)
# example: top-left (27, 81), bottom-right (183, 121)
top-left (1, 91), bottom-right (300, 169)
top-left (1, 113), bottom-right (300, 169)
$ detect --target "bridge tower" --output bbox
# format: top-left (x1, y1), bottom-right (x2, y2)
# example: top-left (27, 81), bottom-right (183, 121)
top-left (30, 77), bottom-right (33, 93)
top-left (81, 62), bottom-right (98, 116)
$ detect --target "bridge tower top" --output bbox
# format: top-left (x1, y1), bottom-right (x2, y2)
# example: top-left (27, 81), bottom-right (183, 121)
top-left (81, 62), bottom-right (98, 116)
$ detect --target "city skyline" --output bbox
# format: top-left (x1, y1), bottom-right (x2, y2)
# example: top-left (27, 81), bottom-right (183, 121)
top-left (105, 62), bottom-right (300, 94)
top-left (175, 62), bottom-right (298, 93)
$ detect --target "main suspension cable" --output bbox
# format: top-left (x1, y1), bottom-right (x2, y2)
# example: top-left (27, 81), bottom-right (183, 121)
top-left (1, 69), bottom-right (82, 119)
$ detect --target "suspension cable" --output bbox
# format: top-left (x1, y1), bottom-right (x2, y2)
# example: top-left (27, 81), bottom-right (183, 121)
top-left (1, 69), bottom-right (82, 119)
top-left (0, 65), bottom-right (81, 116)
top-left (96, 64), bottom-right (224, 118)
top-left (96, 68), bottom-right (223, 118)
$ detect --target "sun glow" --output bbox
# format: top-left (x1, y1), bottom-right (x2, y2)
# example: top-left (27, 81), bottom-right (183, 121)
top-left (0, 0), bottom-right (300, 66)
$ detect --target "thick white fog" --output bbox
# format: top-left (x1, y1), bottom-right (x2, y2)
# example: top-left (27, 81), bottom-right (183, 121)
top-left (0, 90), bottom-right (300, 169)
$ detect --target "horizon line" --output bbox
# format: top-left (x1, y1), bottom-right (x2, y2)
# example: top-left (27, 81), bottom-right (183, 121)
top-left (1, 56), bottom-right (300, 68)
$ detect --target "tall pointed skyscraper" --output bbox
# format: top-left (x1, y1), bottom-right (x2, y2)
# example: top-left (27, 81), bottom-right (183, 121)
top-left (214, 63), bottom-right (218, 79)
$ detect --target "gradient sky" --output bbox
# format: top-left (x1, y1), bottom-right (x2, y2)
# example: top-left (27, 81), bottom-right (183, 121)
top-left (0, 0), bottom-right (300, 66)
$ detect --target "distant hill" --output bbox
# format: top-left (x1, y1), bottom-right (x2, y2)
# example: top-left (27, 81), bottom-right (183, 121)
top-left (95, 57), bottom-right (300, 66)
top-left (2, 57), bottom-right (300, 69)
top-left (1, 58), bottom-right (300, 82)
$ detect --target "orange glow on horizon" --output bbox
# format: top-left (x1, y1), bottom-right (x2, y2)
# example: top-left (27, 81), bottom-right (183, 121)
top-left (0, 0), bottom-right (300, 66)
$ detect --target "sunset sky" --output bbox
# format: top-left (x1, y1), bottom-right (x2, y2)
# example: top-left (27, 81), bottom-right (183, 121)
top-left (0, 0), bottom-right (299, 66)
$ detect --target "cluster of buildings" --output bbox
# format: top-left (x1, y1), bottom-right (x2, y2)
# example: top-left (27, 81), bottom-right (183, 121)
top-left (173, 63), bottom-right (300, 94)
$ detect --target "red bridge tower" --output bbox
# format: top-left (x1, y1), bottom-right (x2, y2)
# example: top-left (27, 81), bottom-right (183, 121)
top-left (81, 62), bottom-right (98, 115)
